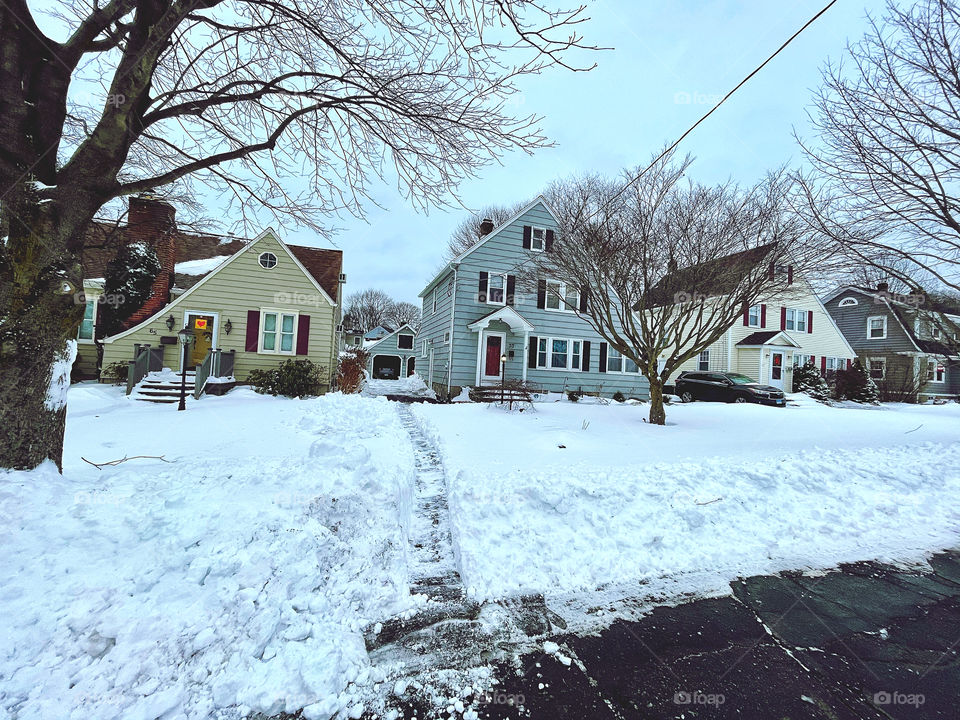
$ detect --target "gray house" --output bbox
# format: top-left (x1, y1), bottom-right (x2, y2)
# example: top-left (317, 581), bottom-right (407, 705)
top-left (417, 196), bottom-right (650, 400)
top-left (365, 323), bottom-right (418, 379)
top-left (823, 283), bottom-right (960, 401)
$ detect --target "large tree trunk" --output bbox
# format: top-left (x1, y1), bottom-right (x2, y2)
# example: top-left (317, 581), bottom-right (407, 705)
top-left (647, 376), bottom-right (666, 425)
top-left (0, 193), bottom-right (86, 471)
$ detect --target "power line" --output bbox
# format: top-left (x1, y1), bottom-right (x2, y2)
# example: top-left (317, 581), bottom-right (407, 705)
top-left (591, 0), bottom-right (837, 218)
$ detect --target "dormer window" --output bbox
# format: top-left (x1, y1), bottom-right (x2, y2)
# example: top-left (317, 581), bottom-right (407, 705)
top-left (258, 252), bottom-right (278, 269)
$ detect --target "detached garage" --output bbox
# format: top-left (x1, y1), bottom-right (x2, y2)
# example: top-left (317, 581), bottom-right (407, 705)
top-left (366, 324), bottom-right (418, 380)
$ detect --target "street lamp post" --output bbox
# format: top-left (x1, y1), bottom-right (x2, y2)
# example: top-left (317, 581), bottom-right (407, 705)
top-left (177, 327), bottom-right (193, 411)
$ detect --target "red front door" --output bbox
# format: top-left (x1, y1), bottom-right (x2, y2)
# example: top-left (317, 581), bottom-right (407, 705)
top-left (484, 335), bottom-right (502, 377)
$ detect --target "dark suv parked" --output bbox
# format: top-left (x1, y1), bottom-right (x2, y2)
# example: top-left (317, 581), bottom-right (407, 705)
top-left (675, 372), bottom-right (786, 407)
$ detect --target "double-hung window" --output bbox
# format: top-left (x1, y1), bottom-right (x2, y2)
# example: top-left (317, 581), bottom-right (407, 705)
top-left (748, 305), bottom-right (761, 327)
top-left (545, 280), bottom-right (579, 312)
top-left (698, 350), bottom-right (710, 371)
top-left (261, 310), bottom-right (297, 354)
top-left (785, 308), bottom-right (807, 332)
top-left (927, 359), bottom-right (945, 382)
top-left (868, 357), bottom-right (886, 379)
top-left (531, 227), bottom-right (546, 251)
top-left (607, 347), bottom-right (639, 373)
top-left (487, 273), bottom-right (506, 305)
top-left (432, 288), bottom-right (438, 313)
top-left (867, 316), bottom-right (887, 339)
top-left (794, 353), bottom-right (814, 367)
top-left (536, 337), bottom-right (583, 370)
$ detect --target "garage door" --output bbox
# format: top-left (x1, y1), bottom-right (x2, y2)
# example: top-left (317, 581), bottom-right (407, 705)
top-left (372, 355), bottom-right (402, 379)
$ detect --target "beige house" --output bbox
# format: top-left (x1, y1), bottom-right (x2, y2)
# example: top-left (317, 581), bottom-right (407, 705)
top-left (100, 228), bottom-right (342, 393)
top-left (666, 273), bottom-right (857, 392)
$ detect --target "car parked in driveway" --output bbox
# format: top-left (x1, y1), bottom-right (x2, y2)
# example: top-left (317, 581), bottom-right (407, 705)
top-left (675, 372), bottom-right (786, 406)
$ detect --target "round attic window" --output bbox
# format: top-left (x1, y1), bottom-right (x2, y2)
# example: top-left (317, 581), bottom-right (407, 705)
top-left (258, 252), bottom-right (278, 269)
top-left (838, 296), bottom-right (858, 307)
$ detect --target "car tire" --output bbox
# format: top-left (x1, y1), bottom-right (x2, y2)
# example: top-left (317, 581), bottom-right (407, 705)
top-left (733, 395), bottom-right (749, 404)
top-left (680, 390), bottom-right (694, 403)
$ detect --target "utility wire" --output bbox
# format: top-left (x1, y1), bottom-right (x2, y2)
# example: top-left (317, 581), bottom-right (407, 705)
top-left (590, 0), bottom-right (837, 219)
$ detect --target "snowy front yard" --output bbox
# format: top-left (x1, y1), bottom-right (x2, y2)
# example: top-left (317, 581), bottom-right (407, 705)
top-left (412, 397), bottom-right (960, 603)
top-left (2, 387), bottom-right (959, 720)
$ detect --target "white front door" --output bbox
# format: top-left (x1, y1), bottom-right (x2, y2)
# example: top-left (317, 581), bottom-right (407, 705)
top-left (769, 351), bottom-right (785, 389)
top-left (481, 332), bottom-right (505, 382)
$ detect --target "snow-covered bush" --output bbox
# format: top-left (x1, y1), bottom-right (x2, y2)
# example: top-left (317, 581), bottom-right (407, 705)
top-left (101, 361), bottom-right (128, 385)
top-left (100, 241), bottom-right (162, 336)
top-left (793, 362), bottom-right (831, 402)
top-left (612, 391), bottom-right (626, 403)
top-left (336, 347), bottom-right (369, 393)
top-left (566, 389), bottom-right (581, 402)
top-left (834, 359), bottom-right (880, 404)
top-left (248, 359), bottom-right (326, 397)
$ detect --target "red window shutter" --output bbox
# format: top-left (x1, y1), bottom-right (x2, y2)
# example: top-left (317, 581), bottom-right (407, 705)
top-left (787, 265), bottom-right (794, 285)
top-left (742, 304), bottom-right (749, 327)
top-left (506, 275), bottom-right (516, 306)
top-left (599, 342), bottom-right (608, 373)
top-left (245, 310), bottom-right (260, 352)
top-left (847, 358), bottom-right (852, 370)
top-left (536, 279), bottom-right (546, 309)
top-left (809, 355), bottom-right (816, 367)
top-left (545, 229), bottom-right (555, 252)
top-left (478, 271), bottom-right (488, 303)
top-left (807, 310), bottom-right (813, 333)
top-left (821, 356), bottom-right (827, 374)
top-left (582, 340), bottom-right (591, 372)
top-left (761, 304), bottom-right (767, 328)
top-left (780, 307), bottom-right (786, 331)
top-left (528, 336), bottom-right (538, 368)
top-left (768, 262), bottom-right (775, 281)
top-left (296, 315), bottom-right (310, 355)
top-left (522, 226), bottom-right (532, 249)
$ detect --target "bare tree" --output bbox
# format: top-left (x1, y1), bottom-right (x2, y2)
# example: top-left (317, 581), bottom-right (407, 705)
top-left (532, 154), bottom-right (821, 425)
top-left (387, 301), bottom-right (422, 331)
top-left (798, 0), bottom-right (960, 294)
top-left (0, 0), bottom-right (596, 470)
top-left (344, 289), bottom-right (395, 334)
top-left (443, 201), bottom-right (527, 261)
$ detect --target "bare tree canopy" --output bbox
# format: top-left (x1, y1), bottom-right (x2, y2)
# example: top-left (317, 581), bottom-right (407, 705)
top-left (798, 0), bottom-right (960, 293)
top-left (343, 289), bottom-right (395, 334)
top-left (443, 201), bottom-right (528, 261)
top-left (387, 301), bottom-right (422, 331)
top-left (535, 153), bottom-right (822, 424)
top-left (0, 0), bottom-right (596, 470)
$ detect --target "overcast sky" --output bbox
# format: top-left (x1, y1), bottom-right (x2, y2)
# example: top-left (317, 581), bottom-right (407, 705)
top-left (272, 0), bottom-right (881, 304)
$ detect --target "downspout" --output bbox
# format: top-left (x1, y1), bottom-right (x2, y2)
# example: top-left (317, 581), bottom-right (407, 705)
top-left (447, 263), bottom-right (458, 397)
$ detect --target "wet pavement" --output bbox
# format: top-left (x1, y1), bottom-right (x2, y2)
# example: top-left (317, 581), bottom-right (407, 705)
top-left (377, 550), bottom-right (960, 719)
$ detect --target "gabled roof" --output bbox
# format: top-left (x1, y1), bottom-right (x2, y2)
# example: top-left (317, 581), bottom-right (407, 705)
top-left (418, 195), bottom-right (559, 298)
top-left (364, 323), bottom-right (417, 352)
top-left (466, 305), bottom-right (535, 333)
top-left (103, 229), bottom-right (337, 342)
top-left (736, 330), bottom-right (802, 348)
top-left (644, 243), bottom-right (778, 308)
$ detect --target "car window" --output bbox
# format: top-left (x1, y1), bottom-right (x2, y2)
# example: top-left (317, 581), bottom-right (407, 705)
top-left (727, 373), bottom-right (756, 385)
top-left (683, 373), bottom-right (705, 381)
top-left (706, 373), bottom-right (728, 383)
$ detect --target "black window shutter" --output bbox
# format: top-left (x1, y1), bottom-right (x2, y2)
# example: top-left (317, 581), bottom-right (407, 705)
top-left (506, 275), bottom-right (516, 306)
top-left (528, 336), bottom-right (538, 368)
top-left (522, 225), bottom-right (532, 249)
top-left (536, 279), bottom-right (546, 309)
top-left (579, 289), bottom-right (588, 313)
top-left (582, 340), bottom-right (591, 372)
top-left (598, 342), bottom-right (607, 373)
top-left (478, 271), bottom-right (488, 303)
top-left (545, 229), bottom-right (555, 252)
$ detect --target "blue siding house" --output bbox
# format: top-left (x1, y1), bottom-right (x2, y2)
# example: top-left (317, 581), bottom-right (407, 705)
top-left (417, 197), bottom-right (650, 400)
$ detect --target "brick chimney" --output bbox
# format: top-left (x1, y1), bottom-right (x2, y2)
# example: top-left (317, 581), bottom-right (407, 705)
top-left (121, 195), bottom-right (178, 329)
top-left (479, 217), bottom-right (494, 237)
top-left (877, 281), bottom-right (889, 292)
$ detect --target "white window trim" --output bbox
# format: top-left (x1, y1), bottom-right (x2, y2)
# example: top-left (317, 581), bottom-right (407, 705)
top-left (443, 331), bottom-right (451, 344)
top-left (397, 333), bottom-right (415, 350)
top-left (605, 346), bottom-right (642, 375)
top-left (421, 340), bottom-right (428, 357)
top-left (867, 315), bottom-right (888, 340)
top-left (867, 356), bottom-right (886, 379)
top-left (485, 272), bottom-right (508, 306)
top-left (535, 336), bottom-right (583, 371)
top-left (927, 358), bottom-right (946, 383)
top-left (258, 308), bottom-right (298, 355)
top-left (747, 305), bottom-right (761, 328)
top-left (544, 279), bottom-right (579, 313)
top-left (530, 226), bottom-right (547, 252)
top-left (785, 307), bottom-right (807, 333)
top-left (258, 251), bottom-right (278, 269)
top-left (77, 292), bottom-right (101, 343)
top-left (698, 349), bottom-right (710, 371)
top-left (838, 297), bottom-right (858, 307)
top-left (432, 288), bottom-right (438, 313)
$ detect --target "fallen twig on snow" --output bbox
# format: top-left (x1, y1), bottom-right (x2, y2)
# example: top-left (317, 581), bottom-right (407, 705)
top-left (904, 424), bottom-right (924, 434)
top-left (695, 497), bottom-right (723, 506)
top-left (82, 455), bottom-right (173, 470)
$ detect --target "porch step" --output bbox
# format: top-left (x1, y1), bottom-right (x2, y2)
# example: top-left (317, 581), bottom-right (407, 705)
top-left (131, 370), bottom-right (197, 403)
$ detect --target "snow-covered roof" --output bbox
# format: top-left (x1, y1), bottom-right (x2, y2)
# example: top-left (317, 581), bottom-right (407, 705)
top-left (174, 255), bottom-right (231, 275)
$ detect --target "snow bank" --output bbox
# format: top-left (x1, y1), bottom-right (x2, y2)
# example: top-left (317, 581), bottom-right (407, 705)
top-left (1, 388), bottom-right (415, 720)
top-left (362, 373), bottom-right (436, 399)
top-left (413, 400), bottom-right (960, 602)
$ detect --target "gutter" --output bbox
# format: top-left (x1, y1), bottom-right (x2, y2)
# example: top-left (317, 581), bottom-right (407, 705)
top-left (447, 263), bottom-right (458, 396)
